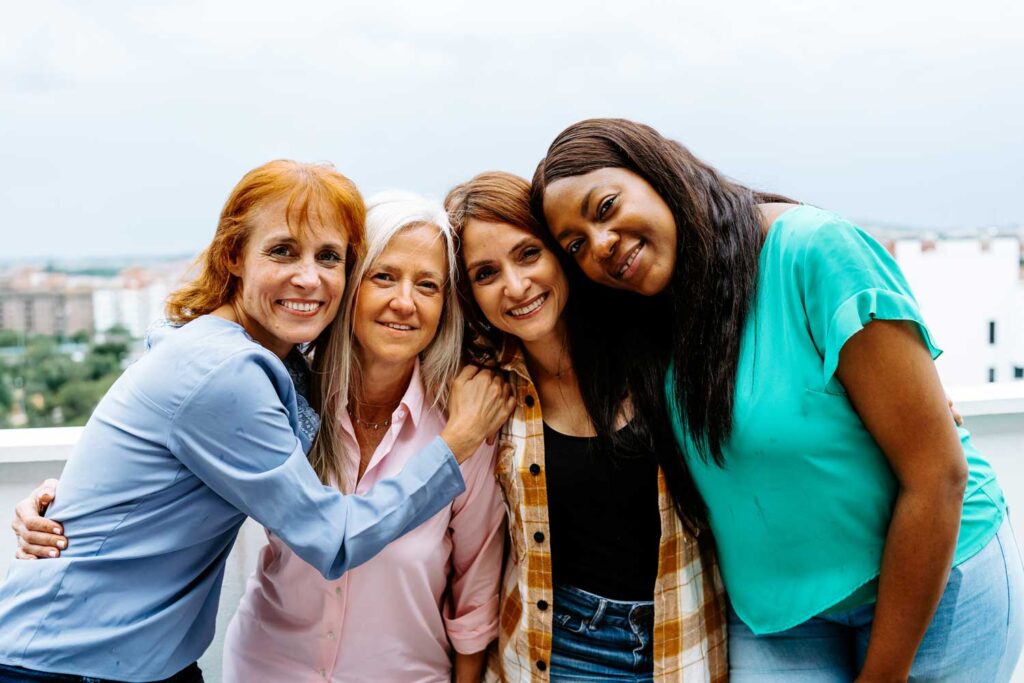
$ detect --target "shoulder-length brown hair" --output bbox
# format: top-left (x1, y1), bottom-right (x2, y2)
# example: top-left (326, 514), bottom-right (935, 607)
top-left (444, 171), bottom-right (576, 365)
top-left (166, 159), bottom-right (366, 324)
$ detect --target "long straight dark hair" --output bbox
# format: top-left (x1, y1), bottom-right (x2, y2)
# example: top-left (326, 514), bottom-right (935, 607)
top-left (531, 118), bottom-right (796, 468)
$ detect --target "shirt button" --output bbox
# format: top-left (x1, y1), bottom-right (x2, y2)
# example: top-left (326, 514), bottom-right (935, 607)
top-left (529, 463), bottom-right (541, 475)
top-left (335, 587), bottom-right (342, 596)
top-left (524, 394), bottom-right (535, 408)
top-left (326, 630), bottom-right (335, 640)
top-left (536, 660), bottom-right (547, 671)
top-left (534, 531), bottom-right (545, 543)
top-left (396, 409), bottom-right (405, 418)
top-left (537, 600), bottom-right (548, 610)
top-left (318, 668), bottom-right (327, 678)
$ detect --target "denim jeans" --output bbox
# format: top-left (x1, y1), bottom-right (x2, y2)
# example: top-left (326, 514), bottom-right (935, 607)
top-left (729, 516), bottom-right (1024, 682)
top-left (549, 583), bottom-right (655, 681)
top-left (0, 662), bottom-right (203, 683)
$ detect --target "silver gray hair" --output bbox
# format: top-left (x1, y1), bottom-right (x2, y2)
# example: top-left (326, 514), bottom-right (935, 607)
top-left (310, 191), bottom-right (463, 490)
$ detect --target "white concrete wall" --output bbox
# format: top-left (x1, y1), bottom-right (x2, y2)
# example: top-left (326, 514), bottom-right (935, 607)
top-left (1, 396), bottom-right (1022, 681)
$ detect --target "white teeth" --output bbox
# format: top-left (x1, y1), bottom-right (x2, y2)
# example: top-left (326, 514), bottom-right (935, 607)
top-left (382, 322), bottom-right (414, 331)
top-left (281, 301), bottom-right (320, 312)
top-left (509, 294), bottom-right (547, 317)
top-left (617, 244), bottom-right (642, 277)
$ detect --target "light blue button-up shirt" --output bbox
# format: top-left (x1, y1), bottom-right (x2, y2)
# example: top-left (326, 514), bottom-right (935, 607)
top-left (0, 315), bottom-right (466, 681)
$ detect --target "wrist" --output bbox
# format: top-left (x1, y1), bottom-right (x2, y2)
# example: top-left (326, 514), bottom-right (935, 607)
top-left (440, 425), bottom-right (479, 464)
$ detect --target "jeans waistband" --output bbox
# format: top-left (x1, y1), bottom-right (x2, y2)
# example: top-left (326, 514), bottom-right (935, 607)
top-left (555, 583), bottom-right (654, 626)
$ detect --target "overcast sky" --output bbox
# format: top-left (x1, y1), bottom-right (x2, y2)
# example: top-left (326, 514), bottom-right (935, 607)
top-left (2, 0), bottom-right (1021, 260)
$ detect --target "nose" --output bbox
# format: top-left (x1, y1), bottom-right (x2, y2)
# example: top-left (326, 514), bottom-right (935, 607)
top-left (389, 282), bottom-right (416, 316)
top-left (290, 259), bottom-right (320, 289)
top-left (504, 270), bottom-right (531, 299)
top-left (592, 227), bottom-right (619, 261)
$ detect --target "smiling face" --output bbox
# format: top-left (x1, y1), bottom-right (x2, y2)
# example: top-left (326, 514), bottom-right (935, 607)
top-left (228, 199), bottom-right (348, 358)
top-left (461, 218), bottom-right (569, 344)
top-left (352, 223), bottom-right (447, 371)
top-left (542, 167), bottom-right (677, 296)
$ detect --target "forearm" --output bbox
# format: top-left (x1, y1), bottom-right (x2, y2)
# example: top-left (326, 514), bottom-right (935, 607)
top-left (858, 484), bottom-right (963, 681)
top-left (453, 649), bottom-right (487, 683)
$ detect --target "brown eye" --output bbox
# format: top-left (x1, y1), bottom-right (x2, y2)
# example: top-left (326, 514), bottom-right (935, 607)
top-left (473, 266), bottom-right (497, 283)
top-left (597, 196), bottom-right (616, 219)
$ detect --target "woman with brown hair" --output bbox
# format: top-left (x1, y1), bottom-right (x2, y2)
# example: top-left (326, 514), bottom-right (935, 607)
top-left (530, 118), bottom-right (1022, 681)
top-left (446, 171), bottom-right (726, 682)
top-left (0, 161), bottom-right (512, 683)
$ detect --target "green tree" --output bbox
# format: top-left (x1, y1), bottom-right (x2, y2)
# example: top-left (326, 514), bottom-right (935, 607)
top-left (0, 330), bottom-right (21, 347)
top-left (55, 375), bottom-right (120, 425)
top-left (70, 329), bottom-right (92, 344)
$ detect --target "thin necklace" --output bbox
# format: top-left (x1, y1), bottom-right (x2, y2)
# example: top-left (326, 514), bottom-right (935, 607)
top-left (348, 404), bottom-right (394, 431)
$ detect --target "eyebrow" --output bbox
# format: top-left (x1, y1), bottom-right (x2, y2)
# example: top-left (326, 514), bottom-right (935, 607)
top-left (261, 232), bottom-right (344, 251)
top-left (374, 263), bottom-right (444, 281)
top-left (465, 237), bottom-right (536, 271)
top-left (555, 187), bottom-right (596, 241)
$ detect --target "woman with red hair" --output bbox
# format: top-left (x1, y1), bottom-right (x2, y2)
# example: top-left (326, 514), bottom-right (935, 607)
top-left (0, 160), bottom-right (512, 683)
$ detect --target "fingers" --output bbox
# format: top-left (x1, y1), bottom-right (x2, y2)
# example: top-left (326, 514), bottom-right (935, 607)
top-left (454, 364), bottom-right (482, 384)
top-left (18, 528), bottom-right (66, 550)
top-left (17, 536), bottom-right (60, 559)
top-left (947, 398), bottom-right (964, 427)
top-left (16, 498), bottom-right (62, 535)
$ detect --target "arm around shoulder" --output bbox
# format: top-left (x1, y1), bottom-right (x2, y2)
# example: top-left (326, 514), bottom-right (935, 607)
top-left (169, 350), bottom-right (467, 579)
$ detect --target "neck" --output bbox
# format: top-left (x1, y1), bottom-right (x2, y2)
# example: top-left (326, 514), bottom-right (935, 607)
top-left (522, 320), bottom-right (573, 380)
top-left (352, 355), bottom-right (415, 420)
top-left (212, 302), bottom-right (292, 359)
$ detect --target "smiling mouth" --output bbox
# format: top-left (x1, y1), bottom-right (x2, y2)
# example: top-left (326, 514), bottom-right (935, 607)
top-left (507, 293), bottom-right (548, 318)
top-left (378, 322), bottom-right (417, 332)
top-left (278, 300), bottom-right (323, 314)
top-left (614, 242), bottom-right (644, 279)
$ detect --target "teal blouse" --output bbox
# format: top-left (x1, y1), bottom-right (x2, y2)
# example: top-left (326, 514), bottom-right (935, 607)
top-left (667, 205), bottom-right (1005, 635)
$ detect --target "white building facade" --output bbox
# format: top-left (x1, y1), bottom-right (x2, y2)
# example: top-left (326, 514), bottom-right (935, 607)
top-left (892, 236), bottom-right (1023, 387)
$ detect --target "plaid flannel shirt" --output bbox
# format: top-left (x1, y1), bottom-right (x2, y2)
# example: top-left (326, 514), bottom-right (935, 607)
top-left (485, 346), bottom-right (728, 682)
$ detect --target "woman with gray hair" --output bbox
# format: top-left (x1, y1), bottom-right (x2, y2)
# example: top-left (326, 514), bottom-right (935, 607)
top-left (218, 191), bottom-right (506, 682)
top-left (12, 191), bottom-right (507, 683)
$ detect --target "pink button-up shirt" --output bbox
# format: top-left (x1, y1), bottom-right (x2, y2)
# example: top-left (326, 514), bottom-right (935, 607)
top-left (223, 363), bottom-right (505, 683)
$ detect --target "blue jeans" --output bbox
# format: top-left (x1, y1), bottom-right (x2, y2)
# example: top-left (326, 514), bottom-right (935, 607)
top-left (0, 663), bottom-right (203, 683)
top-left (729, 516), bottom-right (1024, 682)
top-left (550, 583), bottom-right (655, 681)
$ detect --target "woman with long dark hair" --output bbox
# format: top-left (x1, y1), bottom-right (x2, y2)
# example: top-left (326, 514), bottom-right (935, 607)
top-left (446, 172), bottom-right (726, 682)
top-left (530, 119), bottom-right (1023, 681)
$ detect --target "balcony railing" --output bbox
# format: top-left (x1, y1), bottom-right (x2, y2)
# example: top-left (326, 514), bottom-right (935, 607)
top-left (1, 383), bottom-right (1022, 682)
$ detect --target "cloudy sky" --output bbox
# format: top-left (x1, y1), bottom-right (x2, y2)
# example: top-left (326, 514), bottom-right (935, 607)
top-left (2, 0), bottom-right (1021, 260)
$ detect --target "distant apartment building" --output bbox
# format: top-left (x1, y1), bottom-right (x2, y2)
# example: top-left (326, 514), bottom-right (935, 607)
top-left (92, 273), bottom-right (173, 339)
top-left (0, 274), bottom-right (94, 338)
top-left (889, 235), bottom-right (1024, 387)
top-left (0, 262), bottom-right (186, 340)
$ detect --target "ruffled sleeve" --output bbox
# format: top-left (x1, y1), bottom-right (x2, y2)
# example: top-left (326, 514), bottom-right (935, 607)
top-left (800, 218), bottom-right (942, 388)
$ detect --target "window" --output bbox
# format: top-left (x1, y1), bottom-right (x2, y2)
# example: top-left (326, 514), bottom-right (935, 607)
top-left (988, 367), bottom-right (996, 383)
top-left (988, 321), bottom-right (996, 345)
top-left (1015, 367), bottom-right (1024, 380)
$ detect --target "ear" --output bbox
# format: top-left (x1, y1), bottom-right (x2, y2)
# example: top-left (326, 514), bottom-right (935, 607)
top-left (226, 251), bottom-right (244, 278)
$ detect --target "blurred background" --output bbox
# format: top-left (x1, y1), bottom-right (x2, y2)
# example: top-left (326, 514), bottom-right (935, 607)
top-left (1, 0), bottom-right (1021, 679)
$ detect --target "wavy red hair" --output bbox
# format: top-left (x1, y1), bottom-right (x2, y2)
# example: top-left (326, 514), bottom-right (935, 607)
top-left (166, 160), bottom-right (365, 323)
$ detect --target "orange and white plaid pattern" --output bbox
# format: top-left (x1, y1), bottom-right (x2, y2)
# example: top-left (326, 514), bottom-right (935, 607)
top-left (485, 346), bottom-right (728, 682)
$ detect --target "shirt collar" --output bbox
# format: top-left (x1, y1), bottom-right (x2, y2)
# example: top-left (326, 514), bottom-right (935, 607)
top-left (399, 359), bottom-right (426, 428)
top-left (498, 341), bottom-right (535, 386)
